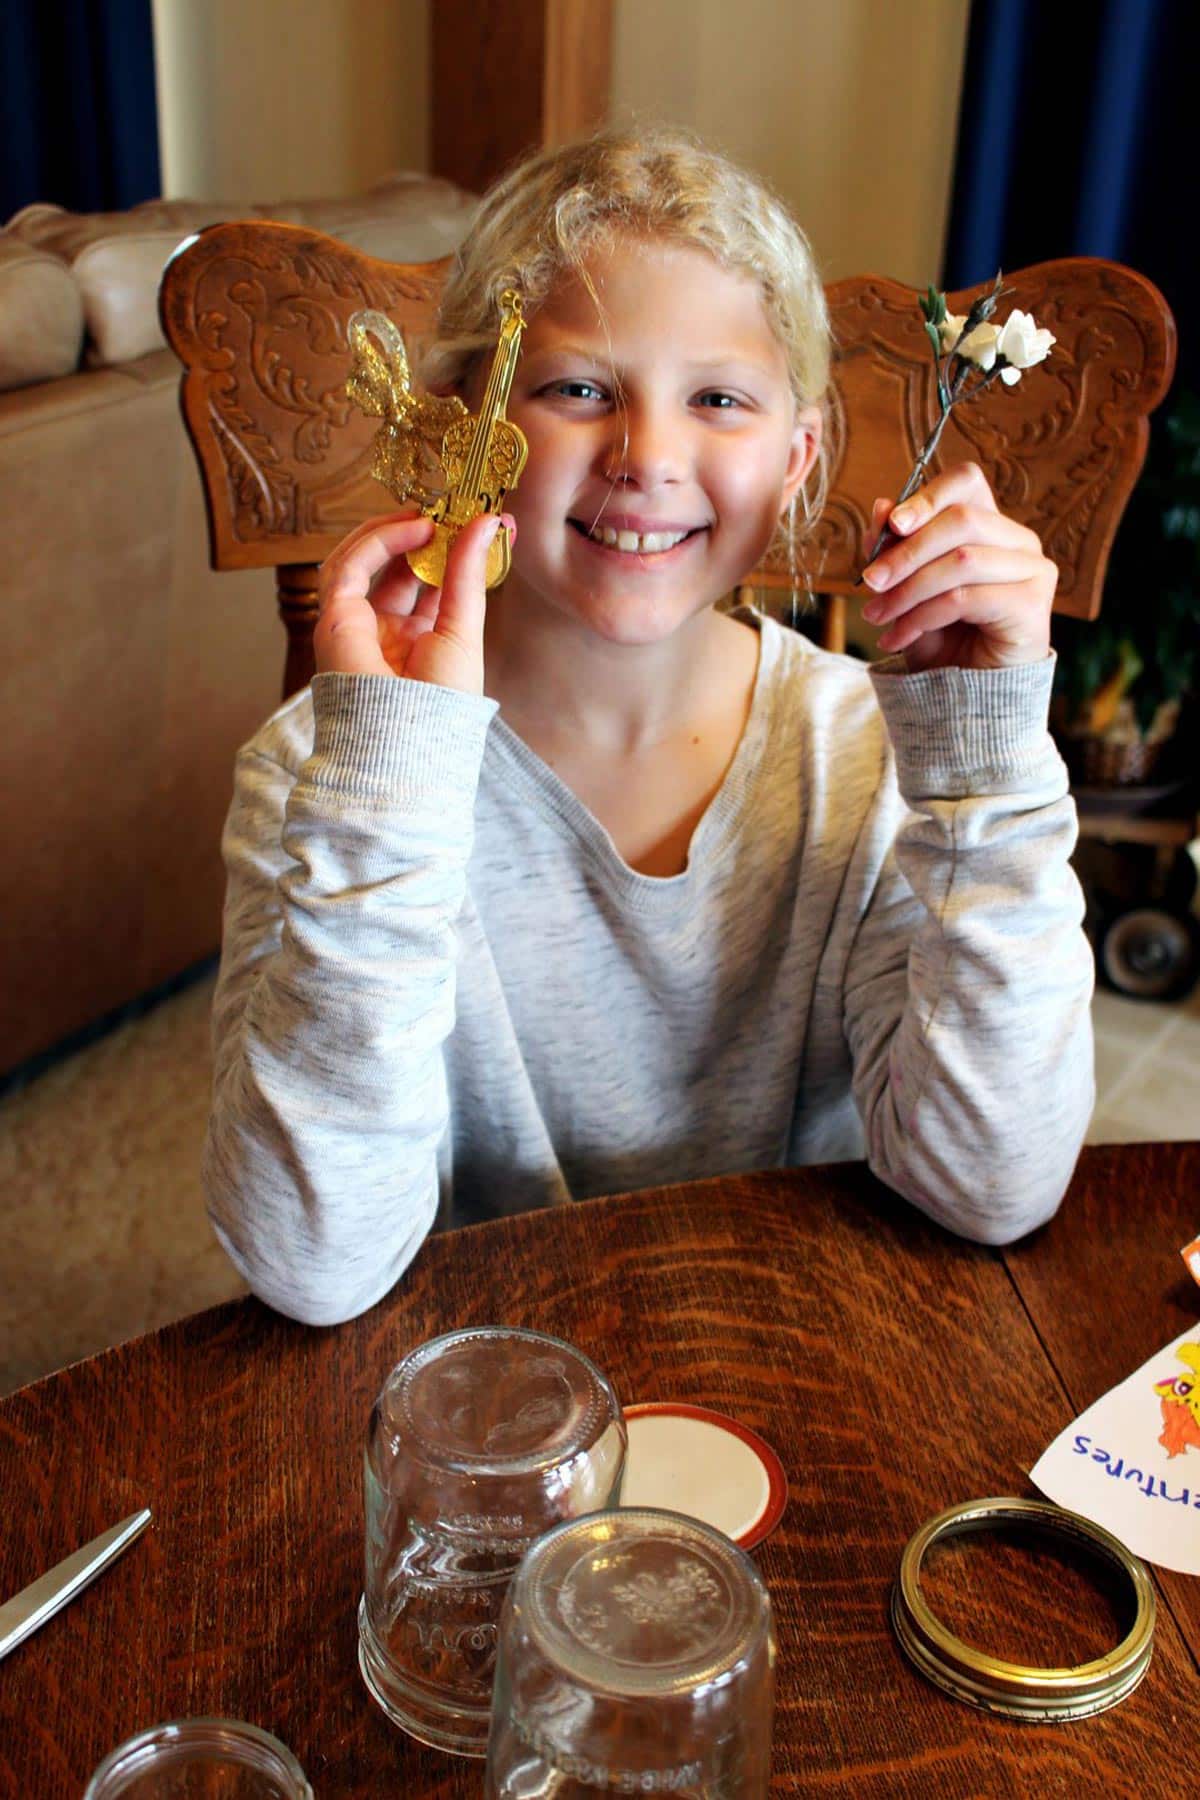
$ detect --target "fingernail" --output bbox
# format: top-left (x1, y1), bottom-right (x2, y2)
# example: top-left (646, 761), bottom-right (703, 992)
top-left (501, 512), bottom-right (517, 542)
top-left (891, 506), bottom-right (913, 531)
top-left (863, 564), bottom-right (889, 590)
top-left (862, 600), bottom-right (883, 622)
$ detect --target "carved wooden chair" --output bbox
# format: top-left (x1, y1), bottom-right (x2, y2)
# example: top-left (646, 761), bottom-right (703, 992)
top-left (159, 223), bottom-right (1176, 698)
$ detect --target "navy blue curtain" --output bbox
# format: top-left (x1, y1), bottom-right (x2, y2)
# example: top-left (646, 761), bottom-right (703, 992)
top-left (942, 0), bottom-right (1194, 390)
top-left (944, 1), bottom-right (1199, 776)
top-left (1, 0), bottom-right (161, 223)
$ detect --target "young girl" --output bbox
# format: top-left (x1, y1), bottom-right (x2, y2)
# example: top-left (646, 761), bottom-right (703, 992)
top-left (203, 127), bottom-right (1093, 1325)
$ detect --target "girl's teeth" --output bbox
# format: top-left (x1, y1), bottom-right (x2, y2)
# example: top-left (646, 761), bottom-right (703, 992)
top-left (589, 525), bottom-right (689, 554)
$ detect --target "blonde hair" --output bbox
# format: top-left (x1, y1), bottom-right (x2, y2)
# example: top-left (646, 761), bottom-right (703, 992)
top-left (422, 125), bottom-right (832, 543)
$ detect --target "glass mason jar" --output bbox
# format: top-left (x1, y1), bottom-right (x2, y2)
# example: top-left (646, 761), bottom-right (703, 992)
top-left (359, 1325), bottom-right (627, 1756)
top-left (83, 1718), bottom-right (312, 1799)
top-left (485, 1508), bottom-right (776, 1798)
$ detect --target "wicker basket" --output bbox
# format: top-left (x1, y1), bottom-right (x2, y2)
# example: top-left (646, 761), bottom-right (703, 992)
top-left (1060, 732), bottom-right (1171, 787)
top-left (1055, 693), bottom-right (1183, 788)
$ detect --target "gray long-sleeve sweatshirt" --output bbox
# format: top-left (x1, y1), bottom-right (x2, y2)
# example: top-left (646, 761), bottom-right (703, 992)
top-left (203, 615), bottom-right (1095, 1324)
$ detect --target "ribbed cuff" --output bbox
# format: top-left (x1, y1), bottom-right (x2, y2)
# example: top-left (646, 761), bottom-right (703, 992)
top-left (869, 654), bottom-right (1060, 797)
top-left (305, 672), bottom-right (498, 803)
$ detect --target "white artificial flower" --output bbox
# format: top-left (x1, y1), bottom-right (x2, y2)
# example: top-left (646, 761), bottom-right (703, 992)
top-left (937, 312), bottom-right (1000, 369)
top-left (863, 279), bottom-right (1056, 569)
top-left (936, 313), bottom-right (963, 352)
top-left (995, 308), bottom-right (1056, 372)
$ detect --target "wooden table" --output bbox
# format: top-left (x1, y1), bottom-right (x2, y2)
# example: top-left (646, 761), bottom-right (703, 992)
top-left (2, 1142), bottom-right (1198, 1797)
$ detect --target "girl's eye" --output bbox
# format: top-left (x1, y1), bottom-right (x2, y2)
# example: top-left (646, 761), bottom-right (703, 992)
top-left (543, 378), bottom-right (607, 402)
top-left (695, 391), bottom-right (742, 411)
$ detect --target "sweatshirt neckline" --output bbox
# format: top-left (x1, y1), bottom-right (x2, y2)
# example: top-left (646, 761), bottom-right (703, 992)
top-left (484, 613), bottom-right (789, 911)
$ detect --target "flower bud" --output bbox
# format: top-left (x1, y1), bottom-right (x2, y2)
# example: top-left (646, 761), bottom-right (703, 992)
top-left (938, 312), bottom-right (1000, 369)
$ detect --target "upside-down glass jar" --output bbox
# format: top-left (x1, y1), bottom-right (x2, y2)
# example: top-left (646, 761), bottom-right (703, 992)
top-left (484, 1508), bottom-right (777, 1798)
top-left (358, 1325), bottom-right (627, 1756)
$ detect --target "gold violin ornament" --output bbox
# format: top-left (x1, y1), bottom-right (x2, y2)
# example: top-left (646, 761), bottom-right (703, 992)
top-left (346, 290), bottom-right (528, 589)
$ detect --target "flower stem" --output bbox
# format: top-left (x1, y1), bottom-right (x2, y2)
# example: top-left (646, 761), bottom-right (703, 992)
top-left (860, 355), bottom-right (1013, 570)
top-left (863, 400), bottom-right (952, 566)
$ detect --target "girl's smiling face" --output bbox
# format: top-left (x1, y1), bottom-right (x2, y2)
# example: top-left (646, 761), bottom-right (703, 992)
top-left (498, 237), bottom-right (821, 645)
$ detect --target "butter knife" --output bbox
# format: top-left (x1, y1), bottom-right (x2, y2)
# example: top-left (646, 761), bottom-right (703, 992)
top-left (0, 1508), bottom-right (151, 1661)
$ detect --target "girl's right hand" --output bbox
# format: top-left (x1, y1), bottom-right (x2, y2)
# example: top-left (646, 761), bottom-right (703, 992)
top-left (314, 509), bottom-right (511, 695)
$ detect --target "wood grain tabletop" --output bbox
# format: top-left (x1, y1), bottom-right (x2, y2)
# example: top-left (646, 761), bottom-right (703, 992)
top-left (1, 1142), bottom-right (1197, 1797)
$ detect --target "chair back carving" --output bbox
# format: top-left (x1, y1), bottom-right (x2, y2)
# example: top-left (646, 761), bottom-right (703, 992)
top-left (160, 221), bottom-right (448, 696)
top-left (758, 260), bottom-right (1176, 644)
top-left (160, 225), bottom-right (1176, 691)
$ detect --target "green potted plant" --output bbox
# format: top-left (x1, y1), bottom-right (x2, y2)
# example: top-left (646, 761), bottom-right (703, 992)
top-left (1052, 387), bottom-right (1200, 787)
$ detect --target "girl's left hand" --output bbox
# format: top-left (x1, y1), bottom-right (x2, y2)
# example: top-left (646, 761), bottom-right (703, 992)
top-left (861, 462), bottom-right (1057, 673)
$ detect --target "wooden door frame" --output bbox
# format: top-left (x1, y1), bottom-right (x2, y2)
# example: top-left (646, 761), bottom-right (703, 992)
top-left (431, 0), bottom-right (614, 193)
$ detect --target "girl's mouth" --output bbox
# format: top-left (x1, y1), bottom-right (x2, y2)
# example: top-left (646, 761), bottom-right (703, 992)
top-left (568, 519), bottom-right (705, 556)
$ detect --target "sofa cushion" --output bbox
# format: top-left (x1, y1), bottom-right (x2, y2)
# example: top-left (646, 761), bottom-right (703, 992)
top-left (0, 238), bottom-right (84, 392)
top-left (286, 174), bottom-right (479, 260)
top-left (8, 200), bottom-right (288, 368)
top-left (7, 176), bottom-right (476, 369)
top-left (7, 197), bottom-right (290, 257)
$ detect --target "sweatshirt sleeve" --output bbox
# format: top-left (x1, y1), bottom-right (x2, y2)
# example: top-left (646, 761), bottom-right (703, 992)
top-left (843, 654), bottom-right (1095, 1245)
top-left (202, 672), bottom-right (497, 1325)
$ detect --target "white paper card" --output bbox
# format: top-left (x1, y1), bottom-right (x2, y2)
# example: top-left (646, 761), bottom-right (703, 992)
top-left (1030, 1325), bottom-right (1200, 1575)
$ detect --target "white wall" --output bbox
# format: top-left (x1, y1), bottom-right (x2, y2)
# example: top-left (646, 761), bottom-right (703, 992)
top-left (151, 0), bottom-right (967, 273)
top-left (611, 0), bottom-right (971, 285)
top-left (151, 0), bottom-right (430, 200)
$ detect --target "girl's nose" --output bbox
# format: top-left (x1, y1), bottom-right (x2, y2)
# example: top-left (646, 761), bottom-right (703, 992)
top-left (603, 402), bottom-right (685, 488)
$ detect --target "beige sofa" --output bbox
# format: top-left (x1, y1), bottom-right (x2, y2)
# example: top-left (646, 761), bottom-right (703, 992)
top-left (0, 175), bottom-right (474, 1075)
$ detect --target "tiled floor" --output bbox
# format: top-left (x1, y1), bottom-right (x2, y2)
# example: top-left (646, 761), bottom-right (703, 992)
top-left (2, 970), bottom-right (1198, 1399)
top-left (1090, 984), bottom-right (1200, 1142)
